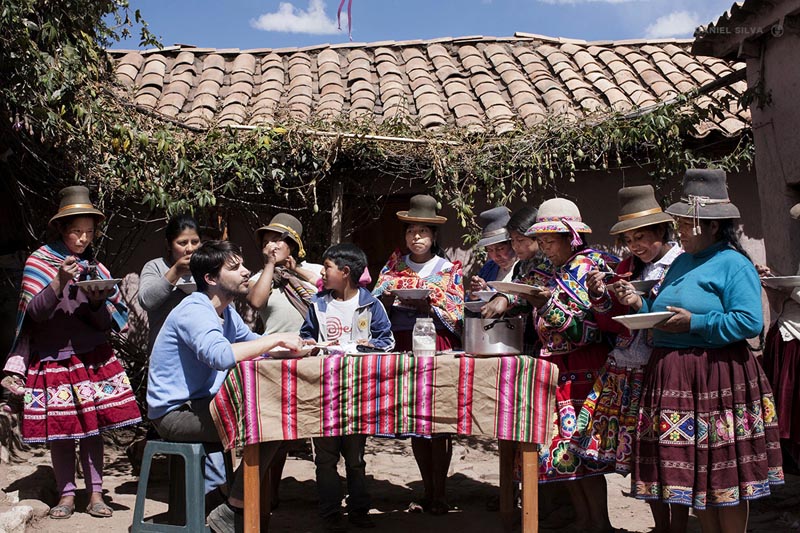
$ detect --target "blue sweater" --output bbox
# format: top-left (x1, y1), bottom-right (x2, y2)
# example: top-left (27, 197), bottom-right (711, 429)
top-left (300, 287), bottom-right (395, 350)
top-left (640, 242), bottom-right (763, 349)
top-left (147, 291), bottom-right (259, 419)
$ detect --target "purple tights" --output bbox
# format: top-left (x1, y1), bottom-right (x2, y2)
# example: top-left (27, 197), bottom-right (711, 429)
top-left (50, 436), bottom-right (104, 497)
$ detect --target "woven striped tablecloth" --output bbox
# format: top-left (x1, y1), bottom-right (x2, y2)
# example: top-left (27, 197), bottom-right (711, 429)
top-left (211, 353), bottom-right (558, 450)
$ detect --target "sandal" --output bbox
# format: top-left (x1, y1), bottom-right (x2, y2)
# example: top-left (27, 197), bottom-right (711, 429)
top-left (86, 501), bottom-right (113, 517)
top-left (407, 499), bottom-right (431, 513)
top-left (49, 504), bottom-right (75, 519)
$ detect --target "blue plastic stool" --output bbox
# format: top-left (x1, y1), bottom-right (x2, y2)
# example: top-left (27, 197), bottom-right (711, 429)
top-left (131, 441), bottom-right (211, 532)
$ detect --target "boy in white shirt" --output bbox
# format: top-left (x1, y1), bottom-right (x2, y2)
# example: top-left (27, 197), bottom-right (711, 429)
top-left (300, 243), bottom-right (394, 531)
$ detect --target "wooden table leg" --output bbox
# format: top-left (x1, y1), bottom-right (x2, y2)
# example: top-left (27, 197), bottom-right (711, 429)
top-left (244, 444), bottom-right (261, 532)
top-left (498, 439), bottom-right (516, 531)
top-left (521, 442), bottom-right (539, 533)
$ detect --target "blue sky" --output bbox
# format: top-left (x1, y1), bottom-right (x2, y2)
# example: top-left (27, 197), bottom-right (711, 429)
top-left (117, 0), bottom-right (736, 50)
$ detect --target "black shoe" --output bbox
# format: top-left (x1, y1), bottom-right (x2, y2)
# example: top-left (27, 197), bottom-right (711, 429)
top-left (322, 512), bottom-right (347, 532)
top-left (348, 511), bottom-right (375, 528)
top-left (207, 502), bottom-right (243, 533)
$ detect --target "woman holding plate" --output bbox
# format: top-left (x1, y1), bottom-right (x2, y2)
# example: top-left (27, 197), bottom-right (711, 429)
top-left (139, 213), bottom-right (201, 354)
top-left (512, 198), bottom-right (617, 532)
top-left (2, 186), bottom-right (141, 520)
top-left (578, 185), bottom-right (685, 533)
top-left (619, 170), bottom-right (783, 533)
top-left (757, 203), bottom-right (800, 474)
top-left (468, 207), bottom-right (517, 302)
top-left (372, 194), bottom-right (464, 515)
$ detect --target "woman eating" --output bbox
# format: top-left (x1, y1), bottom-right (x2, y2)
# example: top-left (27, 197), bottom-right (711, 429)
top-left (621, 170), bottom-right (783, 533)
top-left (372, 194), bottom-right (464, 515)
top-left (3, 186), bottom-right (141, 519)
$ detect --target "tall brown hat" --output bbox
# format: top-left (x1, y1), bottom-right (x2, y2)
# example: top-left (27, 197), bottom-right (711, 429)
top-left (665, 169), bottom-right (740, 220)
top-left (396, 194), bottom-right (447, 225)
top-left (255, 213), bottom-right (306, 259)
top-left (609, 185), bottom-right (675, 235)
top-left (49, 185), bottom-right (105, 225)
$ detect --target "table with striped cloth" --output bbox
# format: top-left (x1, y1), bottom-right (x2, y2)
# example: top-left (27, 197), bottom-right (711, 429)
top-left (210, 353), bottom-right (558, 532)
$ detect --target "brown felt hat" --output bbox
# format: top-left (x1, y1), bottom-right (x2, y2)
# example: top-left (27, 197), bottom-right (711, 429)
top-left (49, 186), bottom-right (105, 226)
top-left (255, 213), bottom-right (306, 259)
top-left (396, 194), bottom-right (447, 225)
top-left (609, 185), bottom-right (675, 235)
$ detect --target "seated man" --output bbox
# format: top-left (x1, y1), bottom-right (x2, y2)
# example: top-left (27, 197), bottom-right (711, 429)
top-left (147, 240), bottom-right (306, 533)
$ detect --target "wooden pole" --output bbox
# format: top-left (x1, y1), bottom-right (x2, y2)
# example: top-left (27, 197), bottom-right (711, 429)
top-left (243, 444), bottom-right (261, 532)
top-left (521, 443), bottom-right (539, 533)
top-left (331, 181), bottom-right (343, 245)
top-left (499, 439), bottom-right (516, 531)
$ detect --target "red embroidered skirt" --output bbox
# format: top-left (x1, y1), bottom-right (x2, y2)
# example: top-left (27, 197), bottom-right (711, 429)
top-left (539, 343), bottom-right (615, 482)
top-left (763, 324), bottom-right (800, 448)
top-left (632, 342), bottom-right (783, 509)
top-left (23, 343), bottom-right (142, 443)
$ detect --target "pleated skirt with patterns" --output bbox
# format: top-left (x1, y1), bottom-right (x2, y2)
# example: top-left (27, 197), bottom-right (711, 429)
top-left (539, 343), bottom-right (616, 482)
top-left (632, 342), bottom-right (784, 509)
top-left (22, 343), bottom-right (142, 443)
top-left (762, 324), bottom-right (800, 457)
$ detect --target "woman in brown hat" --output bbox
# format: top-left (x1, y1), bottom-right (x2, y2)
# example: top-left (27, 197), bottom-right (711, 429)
top-left (577, 185), bottom-right (686, 532)
top-left (247, 212), bottom-right (322, 508)
top-left (620, 170), bottom-right (783, 532)
top-left (2, 186), bottom-right (141, 519)
top-left (372, 194), bottom-right (464, 515)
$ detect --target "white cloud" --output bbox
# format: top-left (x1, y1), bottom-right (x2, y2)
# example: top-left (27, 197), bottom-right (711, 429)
top-left (250, 0), bottom-right (346, 35)
top-left (645, 10), bottom-right (702, 38)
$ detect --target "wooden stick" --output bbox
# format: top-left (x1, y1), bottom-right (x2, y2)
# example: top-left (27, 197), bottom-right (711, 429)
top-left (227, 124), bottom-right (462, 146)
top-left (498, 439), bottom-right (516, 531)
top-left (244, 444), bottom-right (261, 532)
top-left (521, 442), bottom-right (539, 533)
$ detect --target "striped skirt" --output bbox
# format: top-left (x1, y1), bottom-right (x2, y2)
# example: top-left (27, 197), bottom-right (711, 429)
top-left (632, 342), bottom-right (784, 509)
top-left (22, 343), bottom-right (142, 443)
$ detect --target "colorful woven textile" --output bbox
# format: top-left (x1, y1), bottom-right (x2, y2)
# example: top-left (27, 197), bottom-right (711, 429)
top-left (22, 344), bottom-right (141, 443)
top-left (4, 243), bottom-right (127, 375)
top-left (211, 354), bottom-right (558, 451)
top-left (371, 250), bottom-right (464, 336)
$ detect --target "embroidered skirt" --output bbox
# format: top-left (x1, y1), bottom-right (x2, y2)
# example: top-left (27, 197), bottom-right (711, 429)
top-left (763, 324), bottom-right (800, 452)
top-left (632, 342), bottom-right (784, 509)
top-left (539, 343), bottom-right (615, 482)
top-left (569, 358), bottom-right (644, 474)
top-left (23, 343), bottom-right (142, 443)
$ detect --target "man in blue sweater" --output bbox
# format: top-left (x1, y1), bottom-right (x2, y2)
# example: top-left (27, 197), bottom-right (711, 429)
top-left (147, 240), bottom-right (306, 533)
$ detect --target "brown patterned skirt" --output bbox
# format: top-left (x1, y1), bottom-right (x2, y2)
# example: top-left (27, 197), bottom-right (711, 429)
top-left (632, 342), bottom-right (783, 509)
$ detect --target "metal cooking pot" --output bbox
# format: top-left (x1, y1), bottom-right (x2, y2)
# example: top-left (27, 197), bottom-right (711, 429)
top-left (463, 317), bottom-right (524, 356)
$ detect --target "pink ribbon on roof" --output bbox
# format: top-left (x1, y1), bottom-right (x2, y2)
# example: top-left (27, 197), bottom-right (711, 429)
top-left (337, 0), bottom-right (353, 41)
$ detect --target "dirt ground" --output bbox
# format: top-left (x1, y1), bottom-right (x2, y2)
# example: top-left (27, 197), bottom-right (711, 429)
top-left (1, 435), bottom-right (798, 532)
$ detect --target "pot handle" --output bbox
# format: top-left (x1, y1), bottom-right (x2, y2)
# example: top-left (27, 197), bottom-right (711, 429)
top-left (483, 318), bottom-right (516, 331)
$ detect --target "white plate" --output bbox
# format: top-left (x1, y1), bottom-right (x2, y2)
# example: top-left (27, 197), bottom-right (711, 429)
top-left (74, 278), bottom-right (122, 291)
top-left (472, 290), bottom-right (497, 302)
top-left (762, 276), bottom-right (800, 289)
top-left (629, 279), bottom-right (659, 295)
top-left (265, 346), bottom-right (315, 359)
top-left (391, 288), bottom-right (432, 300)
top-left (464, 301), bottom-right (486, 312)
top-left (488, 281), bottom-right (545, 297)
top-left (177, 282), bottom-right (197, 294)
top-left (612, 311), bottom-right (675, 330)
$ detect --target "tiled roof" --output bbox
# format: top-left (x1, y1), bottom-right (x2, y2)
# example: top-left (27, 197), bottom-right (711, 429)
top-left (110, 32), bottom-right (748, 137)
top-left (693, 0), bottom-right (800, 58)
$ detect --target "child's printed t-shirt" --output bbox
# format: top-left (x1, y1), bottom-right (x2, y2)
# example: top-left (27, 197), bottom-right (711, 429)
top-left (323, 293), bottom-right (360, 343)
